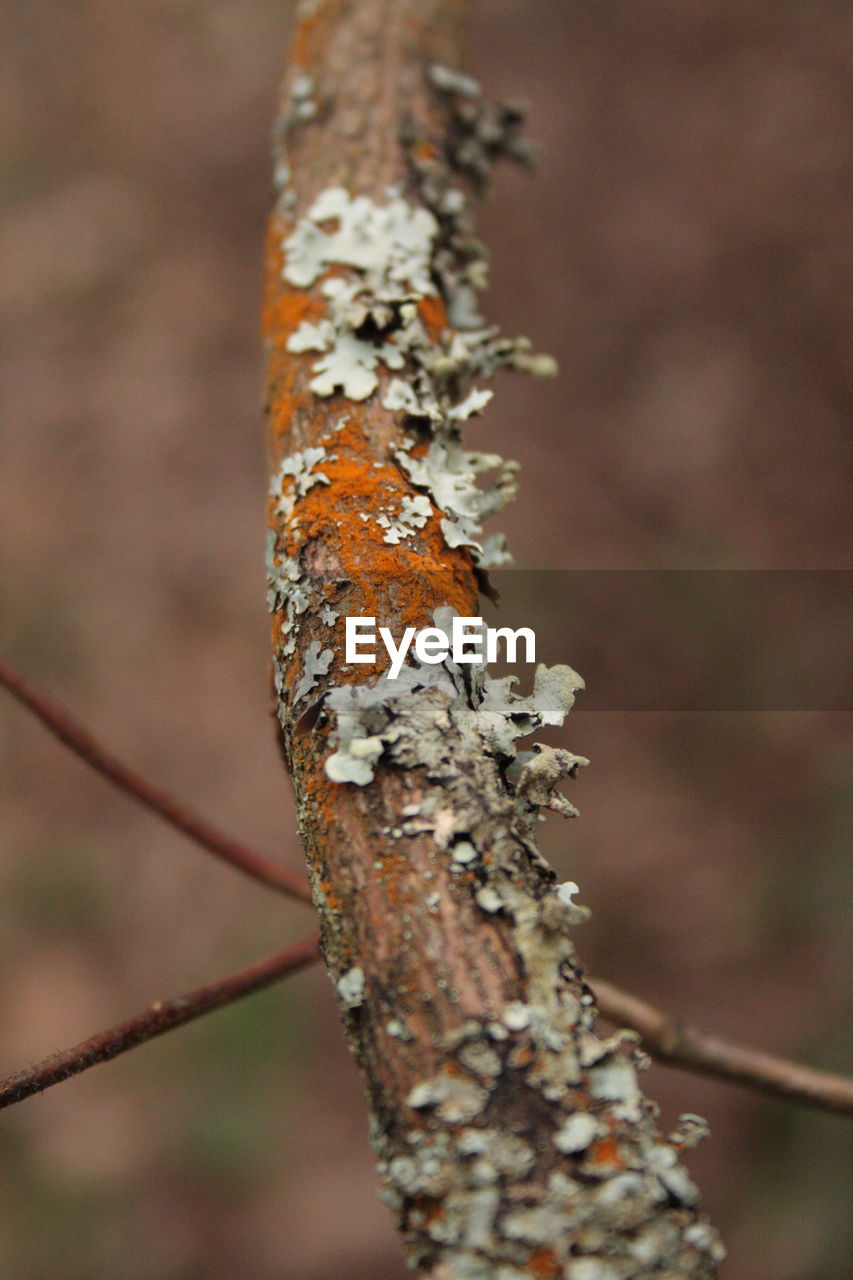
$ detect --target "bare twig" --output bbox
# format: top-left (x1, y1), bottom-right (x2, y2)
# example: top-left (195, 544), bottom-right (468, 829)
top-left (4, 661), bottom-right (844, 1116)
top-left (0, 933), bottom-right (320, 1110)
top-left (0, 659), bottom-right (311, 902)
top-left (591, 976), bottom-right (853, 1117)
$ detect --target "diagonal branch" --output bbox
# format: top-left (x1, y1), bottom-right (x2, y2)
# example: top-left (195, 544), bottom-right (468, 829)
top-left (591, 977), bottom-right (853, 1117)
top-left (0, 933), bottom-right (320, 1110)
top-left (0, 659), bottom-right (311, 902)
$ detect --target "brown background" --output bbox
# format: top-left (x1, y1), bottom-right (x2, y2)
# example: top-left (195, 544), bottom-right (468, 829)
top-left (0, 2), bottom-right (850, 1277)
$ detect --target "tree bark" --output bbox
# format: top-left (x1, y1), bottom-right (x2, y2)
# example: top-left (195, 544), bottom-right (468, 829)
top-left (264, 1), bottom-right (724, 1274)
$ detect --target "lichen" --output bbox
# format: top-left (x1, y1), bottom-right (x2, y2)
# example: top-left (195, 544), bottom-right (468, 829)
top-left (294, 639), bottom-right (334, 704)
top-left (554, 1115), bottom-right (600, 1158)
top-left (316, 631), bottom-right (720, 1271)
top-left (336, 965), bottom-right (366, 1009)
top-left (267, 49), bottom-right (723, 1279)
top-left (275, 174), bottom-right (554, 568)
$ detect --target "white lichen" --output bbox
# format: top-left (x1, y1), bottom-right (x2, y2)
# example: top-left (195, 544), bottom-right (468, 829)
top-left (294, 639), bottom-right (334, 703)
top-left (286, 318), bottom-right (333, 353)
top-left (284, 187), bottom-right (438, 293)
top-left (336, 966), bottom-right (366, 1009)
top-left (502, 1002), bottom-right (531, 1032)
top-left (451, 840), bottom-right (478, 867)
top-left (321, 639), bottom-right (586, 790)
top-left (428, 63), bottom-right (482, 100)
top-left (270, 446), bottom-right (331, 521)
top-left (475, 886), bottom-right (503, 914)
top-left (588, 1058), bottom-right (641, 1105)
top-left (407, 1073), bottom-right (490, 1124)
top-left (308, 329), bottom-right (383, 400)
top-left (553, 1112), bottom-right (600, 1154)
top-left (396, 437), bottom-right (518, 560)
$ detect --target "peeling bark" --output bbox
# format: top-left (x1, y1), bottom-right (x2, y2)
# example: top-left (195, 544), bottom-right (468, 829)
top-left (264, 2), bottom-right (724, 1274)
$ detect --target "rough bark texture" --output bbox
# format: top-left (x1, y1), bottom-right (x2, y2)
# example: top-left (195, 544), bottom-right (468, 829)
top-left (264, 1), bottom-right (724, 1275)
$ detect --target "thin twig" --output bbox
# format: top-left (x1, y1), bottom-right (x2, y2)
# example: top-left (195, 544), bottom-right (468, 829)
top-left (0, 659), bottom-right (311, 901)
top-left (0, 933), bottom-right (321, 1110)
top-left (590, 976), bottom-right (853, 1116)
top-left (3, 665), bottom-right (847, 1117)
top-left (2, 926), bottom-right (846, 1115)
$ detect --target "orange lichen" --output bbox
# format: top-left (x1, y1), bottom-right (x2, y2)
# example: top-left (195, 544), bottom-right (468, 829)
top-left (412, 1197), bottom-right (444, 1227)
top-left (511, 1045), bottom-right (536, 1068)
top-left (264, 289), bottom-right (325, 351)
top-left (277, 409), bottom-right (476, 656)
top-left (262, 221), bottom-right (327, 360)
top-left (262, 227), bottom-right (332, 446)
top-left (412, 139), bottom-right (441, 165)
top-left (441, 1059), bottom-right (469, 1079)
top-left (263, 181), bottom-right (479, 701)
top-left (290, 1), bottom-right (340, 70)
top-left (417, 293), bottom-right (448, 343)
top-left (523, 1248), bottom-right (562, 1278)
top-left (384, 877), bottom-right (402, 908)
top-left (588, 1134), bottom-right (623, 1169)
top-left (319, 880), bottom-right (342, 911)
top-left (267, 358), bottom-right (312, 446)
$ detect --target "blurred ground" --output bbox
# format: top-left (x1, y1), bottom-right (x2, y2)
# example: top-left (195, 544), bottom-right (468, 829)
top-left (0, 1), bottom-right (850, 1277)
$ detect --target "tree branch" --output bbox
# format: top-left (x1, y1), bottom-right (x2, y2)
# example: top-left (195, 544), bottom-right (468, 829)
top-left (0, 659), bottom-right (311, 902)
top-left (590, 977), bottom-right (853, 1117)
top-left (262, 3), bottom-right (724, 1273)
top-left (0, 933), bottom-right (320, 1110)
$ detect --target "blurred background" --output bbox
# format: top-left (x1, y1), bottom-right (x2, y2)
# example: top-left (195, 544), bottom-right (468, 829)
top-left (0, 1), bottom-right (850, 1277)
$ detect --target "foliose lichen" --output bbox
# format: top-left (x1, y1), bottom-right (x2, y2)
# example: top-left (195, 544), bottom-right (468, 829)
top-left (267, 54), bottom-right (723, 1280)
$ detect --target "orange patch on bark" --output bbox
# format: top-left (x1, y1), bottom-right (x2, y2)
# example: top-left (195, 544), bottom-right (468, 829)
top-left (281, 412), bottom-right (475, 649)
top-left (319, 880), bottom-right (342, 911)
top-left (588, 1134), bottom-right (623, 1169)
top-left (383, 876), bottom-right (403, 908)
top-left (290, 2), bottom-right (336, 69)
top-left (267, 359), bottom-right (311, 445)
top-left (412, 139), bottom-right (440, 165)
top-left (413, 1197), bottom-right (444, 1227)
top-left (262, 230), bottom-right (330, 449)
top-left (523, 1249), bottom-right (562, 1278)
top-left (417, 293), bottom-right (448, 343)
top-left (441, 1059), bottom-right (471, 1079)
top-left (263, 290), bottom-right (325, 349)
top-left (262, 219), bottom-right (327, 355)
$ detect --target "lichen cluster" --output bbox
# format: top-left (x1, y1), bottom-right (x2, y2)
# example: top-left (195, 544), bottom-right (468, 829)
top-left (314, 623), bottom-right (722, 1277)
top-left (266, 49), bottom-right (723, 1278)
top-left (322, 606), bottom-right (586, 788)
top-left (265, 66), bottom-right (559, 690)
